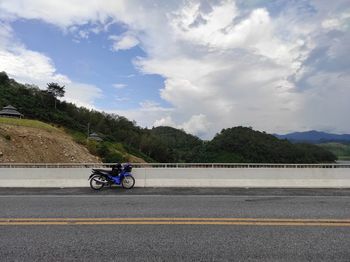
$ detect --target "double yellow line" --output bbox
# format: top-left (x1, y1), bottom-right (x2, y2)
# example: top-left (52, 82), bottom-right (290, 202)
top-left (1, 217), bottom-right (350, 226)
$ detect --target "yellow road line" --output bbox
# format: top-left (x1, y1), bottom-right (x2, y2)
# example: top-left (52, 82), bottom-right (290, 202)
top-left (0, 217), bottom-right (350, 226)
top-left (1, 217), bottom-right (350, 222)
top-left (0, 221), bottom-right (350, 226)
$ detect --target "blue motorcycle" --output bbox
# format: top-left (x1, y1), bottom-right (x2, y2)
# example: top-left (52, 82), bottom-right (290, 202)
top-left (89, 163), bottom-right (135, 190)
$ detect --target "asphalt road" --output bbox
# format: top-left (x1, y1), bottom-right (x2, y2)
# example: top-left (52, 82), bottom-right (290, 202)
top-left (1, 188), bottom-right (350, 261)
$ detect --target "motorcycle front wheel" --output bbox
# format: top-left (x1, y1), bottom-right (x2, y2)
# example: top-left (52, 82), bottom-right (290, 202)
top-left (122, 176), bottom-right (135, 189)
top-left (90, 175), bottom-right (106, 190)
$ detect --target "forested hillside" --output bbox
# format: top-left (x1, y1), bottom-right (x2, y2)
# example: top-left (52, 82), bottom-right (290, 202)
top-left (204, 127), bottom-right (336, 163)
top-left (0, 72), bottom-right (153, 162)
top-left (150, 126), bottom-right (203, 162)
top-left (0, 72), bottom-right (336, 163)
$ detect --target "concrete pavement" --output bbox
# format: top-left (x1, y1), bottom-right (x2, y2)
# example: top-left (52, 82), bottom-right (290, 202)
top-left (0, 188), bottom-right (349, 261)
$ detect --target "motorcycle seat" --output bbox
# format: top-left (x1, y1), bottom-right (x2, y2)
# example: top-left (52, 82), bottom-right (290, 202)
top-left (93, 169), bottom-right (112, 174)
top-left (93, 168), bottom-right (120, 176)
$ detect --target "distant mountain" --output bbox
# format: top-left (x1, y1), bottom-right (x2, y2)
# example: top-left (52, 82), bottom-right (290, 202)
top-left (275, 131), bottom-right (350, 143)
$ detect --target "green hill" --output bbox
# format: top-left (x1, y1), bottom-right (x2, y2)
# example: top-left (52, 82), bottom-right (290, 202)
top-left (0, 71), bottom-right (337, 163)
top-left (202, 127), bottom-right (336, 163)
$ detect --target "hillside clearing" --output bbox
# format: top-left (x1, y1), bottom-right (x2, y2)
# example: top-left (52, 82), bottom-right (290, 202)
top-left (0, 120), bottom-right (100, 163)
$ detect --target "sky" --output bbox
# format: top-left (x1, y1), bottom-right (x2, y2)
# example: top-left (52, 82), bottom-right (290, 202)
top-left (0, 0), bottom-right (349, 139)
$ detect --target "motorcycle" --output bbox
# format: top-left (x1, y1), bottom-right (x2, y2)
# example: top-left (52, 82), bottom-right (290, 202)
top-left (88, 163), bottom-right (135, 190)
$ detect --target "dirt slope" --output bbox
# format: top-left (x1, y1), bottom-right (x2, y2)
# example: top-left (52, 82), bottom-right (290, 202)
top-left (0, 123), bottom-right (100, 163)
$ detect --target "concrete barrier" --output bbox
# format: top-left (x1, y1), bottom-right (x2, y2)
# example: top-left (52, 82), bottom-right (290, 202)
top-left (0, 167), bottom-right (349, 188)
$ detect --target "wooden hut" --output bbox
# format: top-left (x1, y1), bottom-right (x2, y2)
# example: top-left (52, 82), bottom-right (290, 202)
top-left (0, 105), bottom-right (24, 118)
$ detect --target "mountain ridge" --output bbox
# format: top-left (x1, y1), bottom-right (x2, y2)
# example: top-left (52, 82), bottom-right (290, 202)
top-left (275, 130), bottom-right (350, 143)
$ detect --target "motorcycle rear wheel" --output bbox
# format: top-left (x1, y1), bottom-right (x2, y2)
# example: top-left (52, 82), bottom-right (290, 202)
top-left (122, 176), bottom-right (135, 189)
top-left (90, 175), bottom-right (106, 190)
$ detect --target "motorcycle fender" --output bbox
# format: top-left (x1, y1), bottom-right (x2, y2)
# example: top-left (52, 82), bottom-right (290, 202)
top-left (123, 172), bottom-right (133, 177)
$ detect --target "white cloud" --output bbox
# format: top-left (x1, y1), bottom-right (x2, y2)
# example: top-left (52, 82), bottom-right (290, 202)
top-left (322, 19), bottom-right (341, 30)
top-left (0, 0), bottom-right (117, 27)
top-left (0, 22), bottom-right (102, 109)
top-left (153, 116), bottom-right (175, 127)
top-left (109, 32), bottom-right (139, 51)
top-left (113, 83), bottom-right (127, 89)
top-left (78, 30), bottom-right (89, 39)
top-left (153, 114), bottom-right (210, 138)
top-left (0, 47), bottom-right (69, 85)
top-left (0, 0), bottom-right (349, 137)
top-left (0, 21), bottom-right (12, 48)
top-left (65, 82), bottom-right (102, 108)
top-left (179, 114), bottom-right (210, 137)
top-left (322, 12), bottom-right (350, 31)
top-left (114, 95), bottom-right (129, 102)
top-left (139, 100), bottom-right (173, 112)
top-left (107, 100), bottom-right (173, 129)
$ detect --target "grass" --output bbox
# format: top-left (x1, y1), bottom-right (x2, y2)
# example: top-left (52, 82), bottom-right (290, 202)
top-left (68, 130), bottom-right (87, 145)
top-left (0, 117), bottom-right (58, 132)
top-left (318, 142), bottom-right (350, 160)
top-left (338, 156), bottom-right (350, 161)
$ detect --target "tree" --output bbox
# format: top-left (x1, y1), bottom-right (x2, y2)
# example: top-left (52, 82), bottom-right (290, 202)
top-left (0, 71), bottom-right (10, 85)
top-left (46, 82), bottom-right (65, 109)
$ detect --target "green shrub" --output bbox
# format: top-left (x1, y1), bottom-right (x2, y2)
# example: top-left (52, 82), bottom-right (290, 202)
top-left (87, 140), bottom-right (99, 155)
top-left (103, 151), bottom-right (124, 163)
top-left (71, 132), bottom-right (87, 145)
top-left (114, 143), bottom-right (126, 153)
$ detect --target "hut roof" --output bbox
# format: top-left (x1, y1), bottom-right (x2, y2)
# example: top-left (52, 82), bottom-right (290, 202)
top-left (0, 105), bottom-right (23, 117)
top-left (88, 132), bottom-right (103, 141)
top-left (3, 105), bottom-right (17, 110)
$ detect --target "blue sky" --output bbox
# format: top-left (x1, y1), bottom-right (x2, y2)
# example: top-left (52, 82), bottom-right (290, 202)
top-left (11, 19), bottom-right (167, 111)
top-left (0, 0), bottom-right (349, 138)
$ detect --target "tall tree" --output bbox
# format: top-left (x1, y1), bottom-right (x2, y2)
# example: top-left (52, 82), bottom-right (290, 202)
top-left (46, 82), bottom-right (65, 109)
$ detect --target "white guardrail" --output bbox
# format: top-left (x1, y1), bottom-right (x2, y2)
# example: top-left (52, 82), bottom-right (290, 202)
top-left (1, 163), bottom-right (350, 168)
top-left (0, 163), bottom-right (349, 188)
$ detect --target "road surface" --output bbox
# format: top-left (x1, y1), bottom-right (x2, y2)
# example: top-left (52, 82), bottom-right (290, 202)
top-left (0, 188), bottom-right (349, 261)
